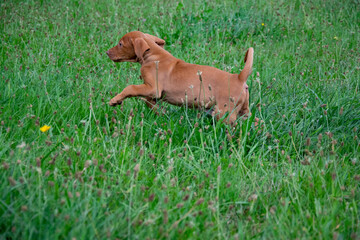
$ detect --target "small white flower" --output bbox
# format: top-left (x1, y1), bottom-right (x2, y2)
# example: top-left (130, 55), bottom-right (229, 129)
top-left (16, 142), bottom-right (26, 149)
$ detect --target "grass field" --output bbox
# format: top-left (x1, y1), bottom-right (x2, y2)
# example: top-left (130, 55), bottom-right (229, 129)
top-left (1, 0), bottom-right (360, 239)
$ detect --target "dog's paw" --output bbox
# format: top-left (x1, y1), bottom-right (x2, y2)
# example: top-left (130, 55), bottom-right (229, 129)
top-left (109, 99), bottom-right (122, 106)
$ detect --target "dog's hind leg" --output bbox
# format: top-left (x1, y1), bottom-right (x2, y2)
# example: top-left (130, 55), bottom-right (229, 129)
top-left (140, 97), bottom-right (167, 115)
top-left (214, 105), bottom-right (238, 125)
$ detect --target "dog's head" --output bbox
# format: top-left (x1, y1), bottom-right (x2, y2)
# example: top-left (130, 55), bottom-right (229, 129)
top-left (106, 31), bottom-right (165, 63)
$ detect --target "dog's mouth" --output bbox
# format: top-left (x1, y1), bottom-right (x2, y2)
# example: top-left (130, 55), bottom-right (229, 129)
top-left (113, 58), bottom-right (137, 62)
top-left (106, 51), bottom-right (137, 62)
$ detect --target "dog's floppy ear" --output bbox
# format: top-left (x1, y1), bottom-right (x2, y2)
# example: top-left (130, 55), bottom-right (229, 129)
top-left (145, 34), bottom-right (165, 48)
top-left (133, 38), bottom-right (150, 61)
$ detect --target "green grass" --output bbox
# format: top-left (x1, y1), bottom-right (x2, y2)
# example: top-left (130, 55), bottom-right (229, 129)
top-left (1, 0), bottom-right (360, 239)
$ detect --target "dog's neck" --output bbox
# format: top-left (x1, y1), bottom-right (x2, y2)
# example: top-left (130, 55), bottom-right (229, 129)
top-left (137, 49), bottom-right (152, 65)
top-left (138, 41), bottom-right (175, 65)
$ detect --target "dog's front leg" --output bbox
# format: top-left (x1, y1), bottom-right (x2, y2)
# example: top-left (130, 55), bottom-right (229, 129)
top-left (109, 84), bottom-right (156, 106)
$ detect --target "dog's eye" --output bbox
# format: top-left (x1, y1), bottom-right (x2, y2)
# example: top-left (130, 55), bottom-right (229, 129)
top-left (119, 43), bottom-right (122, 47)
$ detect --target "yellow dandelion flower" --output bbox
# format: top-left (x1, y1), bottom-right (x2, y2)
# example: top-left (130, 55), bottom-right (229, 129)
top-left (334, 36), bottom-right (338, 40)
top-left (40, 125), bottom-right (51, 132)
top-left (261, 23), bottom-right (265, 26)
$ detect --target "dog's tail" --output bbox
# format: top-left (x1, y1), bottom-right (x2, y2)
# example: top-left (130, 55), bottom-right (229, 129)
top-left (238, 47), bottom-right (254, 84)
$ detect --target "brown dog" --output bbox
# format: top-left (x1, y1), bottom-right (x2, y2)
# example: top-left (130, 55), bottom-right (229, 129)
top-left (106, 31), bottom-right (253, 124)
